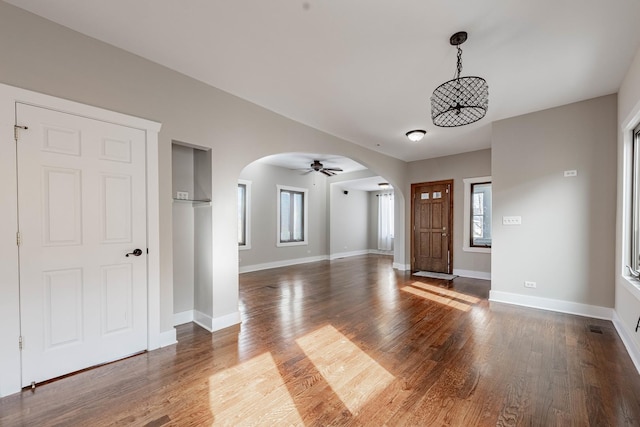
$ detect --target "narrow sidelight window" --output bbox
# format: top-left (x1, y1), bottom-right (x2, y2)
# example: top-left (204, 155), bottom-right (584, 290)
top-left (238, 183), bottom-right (247, 246)
top-left (631, 124), bottom-right (640, 270)
top-left (238, 180), bottom-right (251, 249)
top-left (470, 182), bottom-right (492, 248)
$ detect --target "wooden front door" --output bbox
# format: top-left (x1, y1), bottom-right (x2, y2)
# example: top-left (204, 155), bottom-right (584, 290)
top-left (411, 180), bottom-right (453, 274)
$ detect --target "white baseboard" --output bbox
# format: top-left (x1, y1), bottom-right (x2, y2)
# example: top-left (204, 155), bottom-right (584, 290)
top-left (489, 290), bottom-right (614, 320)
top-left (193, 310), bottom-right (241, 333)
top-left (212, 311), bottom-right (242, 331)
top-left (329, 250), bottom-right (370, 260)
top-left (612, 311), bottom-right (640, 375)
top-left (369, 249), bottom-right (394, 256)
top-left (194, 310), bottom-right (213, 332)
top-left (241, 252), bottom-right (396, 273)
top-left (173, 310), bottom-right (194, 326)
top-left (453, 269), bottom-right (491, 280)
top-left (240, 255), bottom-right (328, 273)
top-left (158, 328), bottom-right (177, 348)
top-left (394, 263), bottom-right (411, 271)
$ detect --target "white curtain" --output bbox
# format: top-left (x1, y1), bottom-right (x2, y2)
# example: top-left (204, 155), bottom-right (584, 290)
top-left (377, 193), bottom-right (394, 251)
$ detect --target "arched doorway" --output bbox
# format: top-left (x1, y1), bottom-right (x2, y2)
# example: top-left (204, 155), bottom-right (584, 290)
top-left (236, 152), bottom-right (403, 274)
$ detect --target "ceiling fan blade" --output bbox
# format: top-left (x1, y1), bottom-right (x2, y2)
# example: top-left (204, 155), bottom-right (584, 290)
top-left (320, 169), bottom-right (334, 176)
top-left (324, 167), bottom-right (343, 172)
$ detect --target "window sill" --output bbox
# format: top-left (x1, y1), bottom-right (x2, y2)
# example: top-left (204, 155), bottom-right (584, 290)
top-left (276, 241), bottom-right (308, 248)
top-left (463, 246), bottom-right (491, 254)
top-left (621, 275), bottom-right (640, 301)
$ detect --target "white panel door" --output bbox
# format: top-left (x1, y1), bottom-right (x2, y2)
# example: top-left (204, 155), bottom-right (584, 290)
top-left (17, 103), bottom-right (148, 386)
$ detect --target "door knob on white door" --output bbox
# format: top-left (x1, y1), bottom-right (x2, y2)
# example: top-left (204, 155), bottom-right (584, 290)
top-left (126, 249), bottom-right (143, 257)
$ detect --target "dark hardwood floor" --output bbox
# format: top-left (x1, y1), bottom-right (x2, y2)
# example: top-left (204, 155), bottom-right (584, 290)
top-left (1, 254), bottom-right (640, 426)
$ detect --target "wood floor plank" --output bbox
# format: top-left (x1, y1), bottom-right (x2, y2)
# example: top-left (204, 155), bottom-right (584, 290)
top-left (1, 255), bottom-right (640, 426)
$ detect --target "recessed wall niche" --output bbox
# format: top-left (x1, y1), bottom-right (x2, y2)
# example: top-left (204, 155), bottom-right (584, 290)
top-left (171, 142), bottom-right (212, 330)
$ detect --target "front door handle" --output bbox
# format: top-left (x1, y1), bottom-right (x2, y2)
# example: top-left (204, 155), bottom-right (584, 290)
top-left (126, 249), bottom-right (143, 257)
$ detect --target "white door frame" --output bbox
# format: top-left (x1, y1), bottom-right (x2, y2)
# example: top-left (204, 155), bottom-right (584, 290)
top-left (0, 83), bottom-right (162, 397)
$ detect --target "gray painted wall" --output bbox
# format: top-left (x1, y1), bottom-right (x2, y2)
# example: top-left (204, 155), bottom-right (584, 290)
top-left (238, 162), bottom-right (328, 268)
top-left (406, 149), bottom-right (492, 275)
top-left (172, 145), bottom-right (195, 314)
top-left (329, 185), bottom-right (369, 255)
top-left (172, 145), bottom-right (194, 199)
top-left (194, 205), bottom-right (213, 321)
top-left (492, 94), bottom-right (617, 307)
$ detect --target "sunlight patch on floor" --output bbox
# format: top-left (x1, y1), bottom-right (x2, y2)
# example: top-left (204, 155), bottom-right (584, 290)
top-left (295, 324), bottom-right (395, 415)
top-left (208, 352), bottom-right (303, 425)
top-left (401, 284), bottom-right (472, 312)
top-left (410, 281), bottom-right (480, 304)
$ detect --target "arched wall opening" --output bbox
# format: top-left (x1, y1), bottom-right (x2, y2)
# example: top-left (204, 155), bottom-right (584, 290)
top-left (235, 151), bottom-right (406, 276)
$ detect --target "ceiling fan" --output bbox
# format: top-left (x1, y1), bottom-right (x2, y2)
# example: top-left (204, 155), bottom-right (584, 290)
top-left (303, 160), bottom-right (343, 176)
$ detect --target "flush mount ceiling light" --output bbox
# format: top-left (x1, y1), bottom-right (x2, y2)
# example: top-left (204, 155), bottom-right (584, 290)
top-left (431, 31), bottom-right (488, 127)
top-left (405, 129), bottom-right (426, 142)
top-left (378, 182), bottom-right (390, 189)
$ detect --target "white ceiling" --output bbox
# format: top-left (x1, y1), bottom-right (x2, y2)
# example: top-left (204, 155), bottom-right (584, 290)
top-left (7, 0), bottom-right (640, 170)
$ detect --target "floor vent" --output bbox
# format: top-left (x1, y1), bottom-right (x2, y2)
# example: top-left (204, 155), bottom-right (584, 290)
top-left (588, 325), bottom-right (603, 334)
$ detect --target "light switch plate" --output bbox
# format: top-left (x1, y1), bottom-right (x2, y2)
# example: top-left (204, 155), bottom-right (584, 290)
top-left (503, 216), bottom-right (522, 225)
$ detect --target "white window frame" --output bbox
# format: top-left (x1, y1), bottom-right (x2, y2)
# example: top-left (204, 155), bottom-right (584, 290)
top-left (463, 176), bottom-right (492, 253)
top-left (277, 184), bottom-right (308, 247)
top-left (622, 112), bottom-right (640, 302)
top-left (238, 179), bottom-right (251, 250)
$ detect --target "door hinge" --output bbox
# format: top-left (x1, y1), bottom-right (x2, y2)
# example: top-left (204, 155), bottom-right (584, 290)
top-left (18, 336), bottom-right (23, 350)
top-left (14, 125), bottom-right (28, 141)
top-left (16, 231), bottom-right (21, 246)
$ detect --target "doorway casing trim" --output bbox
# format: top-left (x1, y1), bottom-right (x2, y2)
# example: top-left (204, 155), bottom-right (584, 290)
top-left (0, 83), bottom-right (164, 397)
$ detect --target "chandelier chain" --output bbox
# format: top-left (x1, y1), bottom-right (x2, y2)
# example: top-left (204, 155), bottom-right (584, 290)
top-left (455, 45), bottom-right (463, 80)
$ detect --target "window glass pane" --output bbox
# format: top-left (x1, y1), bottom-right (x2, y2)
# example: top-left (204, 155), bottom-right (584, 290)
top-left (280, 191), bottom-right (291, 241)
top-left (472, 193), bottom-right (483, 215)
top-left (292, 192), bottom-right (303, 241)
top-left (389, 195), bottom-right (394, 238)
top-left (632, 125), bottom-right (640, 270)
top-left (238, 184), bottom-right (246, 245)
top-left (471, 183), bottom-right (492, 247)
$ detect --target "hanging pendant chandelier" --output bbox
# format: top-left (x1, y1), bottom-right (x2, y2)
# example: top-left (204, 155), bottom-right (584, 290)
top-left (430, 31), bottom-right (488, 127)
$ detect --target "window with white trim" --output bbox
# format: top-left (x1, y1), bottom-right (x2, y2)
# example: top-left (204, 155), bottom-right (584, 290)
top-left (630, 124), bottom-right (640, 271)
top-left (471, 182), bottom-right (492, 247)
top-left (463, 176), bottom-right (492, 253)
top-left (277, 185), bottom-right (308, 246)
top-left (238, 180), bottom-right (251, 249)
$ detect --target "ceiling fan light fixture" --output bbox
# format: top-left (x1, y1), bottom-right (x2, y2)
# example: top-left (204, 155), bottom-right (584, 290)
top-left (405, 129), bottom-right (426, 142)
top-left (430, 31), bottom-right (489, 128)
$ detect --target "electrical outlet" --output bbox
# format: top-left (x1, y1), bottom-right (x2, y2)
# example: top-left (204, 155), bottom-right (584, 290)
top-left (176, 191), bottom-right (189, 200)
top-left (524, 281), bottom-right (537, 288)
top-left (564, 170), bottom-right (578, 177)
